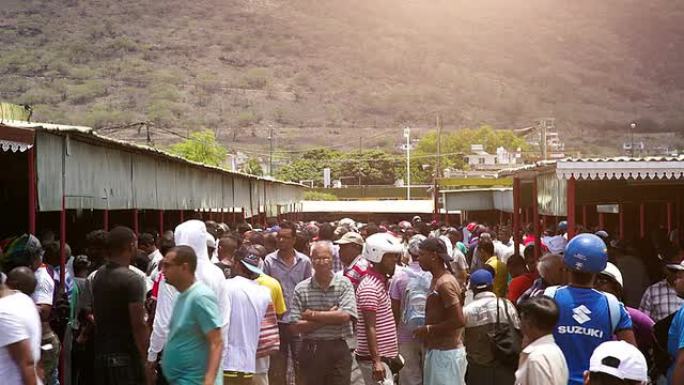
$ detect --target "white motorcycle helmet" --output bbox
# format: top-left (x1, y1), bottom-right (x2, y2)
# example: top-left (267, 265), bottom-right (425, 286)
top-left (363, 232), bottom-right (404, 263)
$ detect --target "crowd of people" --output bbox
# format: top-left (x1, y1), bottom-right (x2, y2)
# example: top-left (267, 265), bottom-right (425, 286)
top-left (1, 215), bottom-right (683, 385)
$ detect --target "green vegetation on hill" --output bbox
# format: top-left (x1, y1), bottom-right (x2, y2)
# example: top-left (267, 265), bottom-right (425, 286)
top-left (2, 0), bottom-right (684, 155)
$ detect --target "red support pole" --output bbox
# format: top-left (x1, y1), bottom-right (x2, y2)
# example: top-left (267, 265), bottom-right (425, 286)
top-left (159, 210), bottom-right (164, 235)
top-left (525, 207), bottom-right (530, 226)
top-left (133, 209), bottom-right (139, 234)
top-left (640, 203), bottom-right (646, 239)
top-left (618, 204), bottom-right (624, 240)
top-left (667, 202), bottom-right (673, 233)
top-left (513, 177), bottom-right (521, 257)
top-left (599, 212), bottom-right (605, 229)
top-left (221, 210), bottom-right (225, 223)
top-left (180, 210), bottom-right (185, 223)
top-left (103, 209), bottom-right (109, 231)
top-left (27, 147), bottom-right (36, 234)
top-left (567, 177), bottom-right (576, 239)
top-left (59, 194), bottom-right (66, 385)
top-left (532, 177), bottom-right (541, 259)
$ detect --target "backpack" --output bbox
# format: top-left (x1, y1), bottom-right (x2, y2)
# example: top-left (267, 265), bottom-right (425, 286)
top-left (401, 269), bottom-right (432, 330)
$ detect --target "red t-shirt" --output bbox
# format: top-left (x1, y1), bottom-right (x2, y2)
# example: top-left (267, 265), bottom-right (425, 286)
top-left (507, 271), bottom-right (538, 303)
top-left (355, 268), bottom-right (398, 358)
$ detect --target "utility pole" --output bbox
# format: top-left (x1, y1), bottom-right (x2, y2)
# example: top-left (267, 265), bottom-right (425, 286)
top-left (268, 125), bottom-right (274, 176)
top-left (358, 136), bottom-right (362, 186)
top-left (541, 120), bottom-right (548, 160)
top-left (630, 122), bottom-right (636, 156)
top-left (404, 127), bottom-right (411, 200)
top-left (433, 115), bottom-right (441, 222)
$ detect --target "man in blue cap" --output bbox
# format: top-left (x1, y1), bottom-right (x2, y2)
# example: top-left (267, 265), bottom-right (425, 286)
top-left (463, 269), bottom-right (520, 385)
top-left (544, 234), bottom-right (636, 385)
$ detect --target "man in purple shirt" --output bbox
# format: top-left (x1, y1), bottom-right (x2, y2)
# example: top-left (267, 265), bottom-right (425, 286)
top-left (263, 221), bottom-right (312, 385)
top-left (596, 262), bottom-right (655, 354)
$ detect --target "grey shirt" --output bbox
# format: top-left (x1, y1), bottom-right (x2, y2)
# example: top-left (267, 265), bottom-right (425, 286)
top-left (263, 250), bottom-right (312, 323)
top-left (290, 274), bottom-right (357, 340)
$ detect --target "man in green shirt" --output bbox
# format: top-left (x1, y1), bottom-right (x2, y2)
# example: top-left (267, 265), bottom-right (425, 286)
top-left (160, 246), bottom-right (223, 385)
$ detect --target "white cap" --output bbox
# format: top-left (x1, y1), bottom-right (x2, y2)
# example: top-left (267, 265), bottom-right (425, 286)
top-left (589, 341), bottom-right (647, 383)
top-left (206, 233), bottom-right (217, 249)
top-left (600, 262), bottom-right (624, 288)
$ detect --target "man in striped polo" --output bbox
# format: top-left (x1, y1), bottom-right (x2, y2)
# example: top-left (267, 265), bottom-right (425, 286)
top-left (355, 233), bottom-right (403, 385)
top-left (289, 241), bottom-right (358, 385)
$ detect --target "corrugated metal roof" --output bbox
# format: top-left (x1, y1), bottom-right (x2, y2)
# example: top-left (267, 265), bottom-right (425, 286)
top-left (1, 120), bottom-right (303, 187)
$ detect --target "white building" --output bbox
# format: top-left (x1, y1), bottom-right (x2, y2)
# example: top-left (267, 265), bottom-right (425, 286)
top-left (465, 144), bottom-right (522, 170)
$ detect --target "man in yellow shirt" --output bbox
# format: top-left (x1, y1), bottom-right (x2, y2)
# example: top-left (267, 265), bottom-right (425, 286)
top-left (478, 239), bottom-right (508, 297)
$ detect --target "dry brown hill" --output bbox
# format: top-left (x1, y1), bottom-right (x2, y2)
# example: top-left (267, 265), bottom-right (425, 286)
top-left (2, 0), bottom-right (684, 153)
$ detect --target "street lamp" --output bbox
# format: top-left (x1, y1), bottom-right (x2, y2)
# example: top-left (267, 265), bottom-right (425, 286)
top-left (403, 127), bottom-right (411, 200)
top-left (629, 122), bottom-right (636, 156)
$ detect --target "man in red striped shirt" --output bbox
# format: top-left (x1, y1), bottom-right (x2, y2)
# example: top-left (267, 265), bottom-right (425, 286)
top-left (355, 233), bottom-right (403, 385)
top-left (335, 232), bottom-right (367, 290)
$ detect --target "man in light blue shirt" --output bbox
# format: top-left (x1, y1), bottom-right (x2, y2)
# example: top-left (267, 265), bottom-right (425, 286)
top-left (161, 246), bottom-right (223, 385)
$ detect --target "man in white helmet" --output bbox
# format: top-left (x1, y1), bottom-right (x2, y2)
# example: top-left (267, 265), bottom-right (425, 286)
top-left (355, 233), bottom-right (403, 385)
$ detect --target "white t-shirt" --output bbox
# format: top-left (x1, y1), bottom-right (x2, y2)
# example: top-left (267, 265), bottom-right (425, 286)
top-left (0, 291), bottom-right (42, 385)
top-left (32, 266), bottom-right (54, 305)
top-left (222, 276), bottom-right (272, 373)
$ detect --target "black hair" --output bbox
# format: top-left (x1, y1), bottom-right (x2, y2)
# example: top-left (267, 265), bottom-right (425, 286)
top-left (236, 222), bottom-right (252, 235)
top-left (318, 223), bottom-right (335, 241)
top-left (478, 238), bottom-right (495, 256)
top-left (138, 233), bottom-right (156, 247)
top-left (364, 223), bottom-right (380, 237)
top-left (279, 221), bottom-right (297, 234)
top-left (518, 296), bottom-right (559, 332)
top-left (171, 245), bottom-right (197, 273)
top-left (246, 231), bottom-right (265, 246)
top-left (107, 226), bottom-right (136, 254)
top-left (86, 229), bottom-right (108, 249)
top-left (43, 241), bottom-right (61, 265)
top-left (588, 371), bottom-right (642, 385)
top-left (220, 233), bottom-right (242, 248)
top-left (159, 236), bottom-right (175, 256)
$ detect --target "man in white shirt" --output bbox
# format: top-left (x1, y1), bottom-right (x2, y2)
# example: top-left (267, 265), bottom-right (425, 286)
top-left (222, 248), bottom-right (272, 384)
top-left (139, 233), bottom-right (163, 277)
top-left (147, 220), bottom-right (227, 384)
top-left (515, 296), bottom-right (568, 385)
top-left (0, 267), bottom-right (42, 385)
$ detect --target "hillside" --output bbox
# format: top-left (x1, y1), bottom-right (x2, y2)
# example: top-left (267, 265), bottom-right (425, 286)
top-left (2, 0), bottom-right (684, 155)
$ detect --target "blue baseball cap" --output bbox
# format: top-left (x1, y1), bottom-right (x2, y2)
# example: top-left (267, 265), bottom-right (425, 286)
top-left (470, 269), bottom-right (493, 289)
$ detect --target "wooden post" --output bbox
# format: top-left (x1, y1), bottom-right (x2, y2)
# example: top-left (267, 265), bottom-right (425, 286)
top-left (640, 203), bottom-right (645, 239)
top-left (179, 210), bottom-right (184, 223)
top-left (567, 177), bottom-right (576, 239)
top-left (618, 204), bottom-right (624, 240)
top-left (159, 210), bottom-right (164, 235)
top-left (132, 209), bottom-right (139, 234)
top-left (513, 177), bottom-right (521, 258)
top-left (532, 177), bottom-right (541, 259)
top-left (582, 205), bottom-right (588, 228)
top-left (103, 209), bottom-right (109, 231)
top-left (599, 212), bottom-right (605, 229)
top-left (667, 202), bottom-right (673, 233)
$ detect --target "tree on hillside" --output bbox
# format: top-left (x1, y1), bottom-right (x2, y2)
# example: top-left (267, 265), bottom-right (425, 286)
top-left (414, 125), bottom-right (529, 176)
top-left (242, 158), bottom-right (264, 176)
top-left (169, 129), bottom-right (227, 167)
top-left (275, 148), bottom-right (399, 186)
